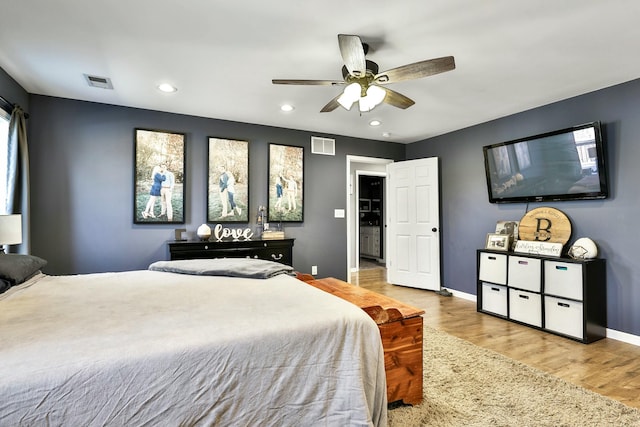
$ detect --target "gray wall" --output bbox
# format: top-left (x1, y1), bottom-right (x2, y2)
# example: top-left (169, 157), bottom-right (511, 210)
top-left (407, 78), bottom-right (640, 336)
top-left (3, 66), bottom-right (640, 337)
top-left (27, 95), bottom-right (405, 280)
top-left (0, 67), bottom-right (29, 111)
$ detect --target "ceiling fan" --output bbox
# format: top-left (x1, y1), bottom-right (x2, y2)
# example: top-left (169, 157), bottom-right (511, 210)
top-left (272, 34), bottom-right (455, 113)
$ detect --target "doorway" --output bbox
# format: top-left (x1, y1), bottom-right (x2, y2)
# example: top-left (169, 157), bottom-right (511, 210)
top-left (358, 175), bottom-right (385, 268)
top-left (346, 155), bottom-right (394, 281)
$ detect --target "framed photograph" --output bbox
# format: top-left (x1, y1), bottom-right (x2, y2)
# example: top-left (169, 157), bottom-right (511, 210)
top-left (208, 138), bottom-right (249, 223)
top-left (268, 143), bottom-right (303, 222)
top-left (496, 220), bottom-right (519, 239)
top-left (134, 128), bottom-right (185, 224)
top-left (485, 233), bottom-right (511, 251)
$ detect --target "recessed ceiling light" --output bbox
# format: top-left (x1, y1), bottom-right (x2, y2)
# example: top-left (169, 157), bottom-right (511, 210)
top-left (157, 83), bottom-right (177, 93)
top-left (369, 120), bottom-right (381, 126)
top-left (382, 132), bottom-right (391, 138)
top-left (280, 104), bottom-right (295, 112)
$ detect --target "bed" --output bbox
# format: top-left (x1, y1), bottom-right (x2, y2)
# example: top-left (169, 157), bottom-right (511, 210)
top-left (0, 256), bottom-right (387, 426)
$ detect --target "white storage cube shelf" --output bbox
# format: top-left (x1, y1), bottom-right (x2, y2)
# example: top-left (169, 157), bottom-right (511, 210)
top-left (477, 250), bottom-right (606, 344)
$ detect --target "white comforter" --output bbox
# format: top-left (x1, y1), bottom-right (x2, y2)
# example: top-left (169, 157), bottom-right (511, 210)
top-left (0, 270), bottom-right (387, 426)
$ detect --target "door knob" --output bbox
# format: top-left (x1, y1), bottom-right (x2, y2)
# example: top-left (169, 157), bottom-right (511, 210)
top-left (432, 227), bottom-right (438, 232)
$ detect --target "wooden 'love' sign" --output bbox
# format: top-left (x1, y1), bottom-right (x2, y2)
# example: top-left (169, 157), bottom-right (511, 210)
top-left (518, 207), bottom-right (572, 244)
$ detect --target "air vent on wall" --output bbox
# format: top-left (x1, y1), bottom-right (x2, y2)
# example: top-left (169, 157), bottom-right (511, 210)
top-left (311, 136), bottom-right (335, 156)
top-left (83, 74), bottom-right (114, 89)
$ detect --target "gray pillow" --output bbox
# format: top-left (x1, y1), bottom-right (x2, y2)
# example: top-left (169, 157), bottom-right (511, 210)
top-left (0, 254), bottom-right (47, 286)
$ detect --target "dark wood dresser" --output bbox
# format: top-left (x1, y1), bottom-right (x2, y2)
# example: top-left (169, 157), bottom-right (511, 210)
top-left (168, 239), bottom-right (294, 266)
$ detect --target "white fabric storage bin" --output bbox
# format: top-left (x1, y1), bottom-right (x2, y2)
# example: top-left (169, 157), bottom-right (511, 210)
top-left (509, 289), bottom-right (542, 327)
top-left (544, 295), bottom-right (584, 339)
top-left (479, 252), bottom-right (507, 285)
top-left (481, 283), bottom-right (508, 316)
top-left (508, 256), bottom-right (541, 292)
top-left (544, 261), bottom-right (583, 300)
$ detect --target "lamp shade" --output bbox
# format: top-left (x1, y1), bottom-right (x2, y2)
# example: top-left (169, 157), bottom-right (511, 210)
top-left (0, 214), bottom-right (22, 245)
top-left (337, 82), bottom-right (362, 110)
top-left (359, 85), bottom-right (386, 112)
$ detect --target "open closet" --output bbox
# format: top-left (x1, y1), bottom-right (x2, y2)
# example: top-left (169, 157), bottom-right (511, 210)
top-left (359, 175), bottom-right (384, 261)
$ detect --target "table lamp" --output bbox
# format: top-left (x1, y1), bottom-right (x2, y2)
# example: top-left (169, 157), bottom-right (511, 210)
top-left (0, 214), bottom-right (22, 253)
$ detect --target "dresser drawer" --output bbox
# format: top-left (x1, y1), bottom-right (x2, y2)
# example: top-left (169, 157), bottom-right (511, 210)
top-left (509, 288), bottom-right (542, 327)
top-left (478, 252), bottom-right (507, 285)
top-left (544, 296), bottom-right (584, 339)
top-left (544, 261), bottom-right (583, 300)
top-left (252, 248), bottom-right (292, 265)
top-left (508, 256), bottom-right (541, 292)
top-left (481, 283), bottom-right (508, 316)
top-left (168, 239), bottom-right (294, 266)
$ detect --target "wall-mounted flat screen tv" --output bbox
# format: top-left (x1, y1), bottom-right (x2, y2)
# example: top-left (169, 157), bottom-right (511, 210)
top-left (483, 121), bottom-right (609, 203)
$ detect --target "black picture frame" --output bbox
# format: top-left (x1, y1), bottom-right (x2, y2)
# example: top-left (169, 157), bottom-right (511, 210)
top-left (134, 128), bottom-right (186, 224)
top-left (207, 138), bottom-right (249, 223)
top-left (268, 143), bottom-right (303, 222)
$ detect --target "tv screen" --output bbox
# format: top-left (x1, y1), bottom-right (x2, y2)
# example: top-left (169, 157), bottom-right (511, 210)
top-left (483, 122), bottom-right (608, 203)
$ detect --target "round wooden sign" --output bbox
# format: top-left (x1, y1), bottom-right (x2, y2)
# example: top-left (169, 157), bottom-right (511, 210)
top-left (518, 207), bottom-right (572, 244)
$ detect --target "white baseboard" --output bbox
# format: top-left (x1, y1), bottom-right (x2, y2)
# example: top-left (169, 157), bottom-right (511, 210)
top-left (443, 289), bottom-right (640, 347)
top-left (606, 328), bottom-right (640, 347)
top-left (446, 288), bottom-right (476, 302)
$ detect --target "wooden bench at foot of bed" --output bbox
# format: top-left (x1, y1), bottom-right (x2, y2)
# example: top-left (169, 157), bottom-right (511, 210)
top-left (300, 276), bottom-right (424, 406)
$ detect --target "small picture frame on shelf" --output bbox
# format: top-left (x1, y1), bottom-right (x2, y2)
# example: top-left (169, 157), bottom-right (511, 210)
top-left (485, 233), bottom-right (511, 251)
top-left (495, 220), bottom-right (519, 250)
top-left (495, 220), bottom-right (519, 239)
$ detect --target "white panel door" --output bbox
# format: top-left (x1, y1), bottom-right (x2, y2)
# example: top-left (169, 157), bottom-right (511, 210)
top-left (386, 158), bottom-right (440, 290)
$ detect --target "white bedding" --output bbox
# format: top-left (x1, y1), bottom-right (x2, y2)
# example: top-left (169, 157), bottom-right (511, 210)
top-left (0, 270), bottom-right (387, 426)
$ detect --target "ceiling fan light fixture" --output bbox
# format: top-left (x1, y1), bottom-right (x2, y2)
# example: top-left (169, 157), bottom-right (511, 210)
top-left (359, 85), bottom-right (386, 112)
top-left (337, 82), bottom-right (361, 110)
top-left (272, 34), bottom-right (455, 114)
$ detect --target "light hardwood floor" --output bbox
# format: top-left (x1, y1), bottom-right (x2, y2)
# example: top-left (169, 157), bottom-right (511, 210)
top-left (350, 266), bottom-right (640, 410)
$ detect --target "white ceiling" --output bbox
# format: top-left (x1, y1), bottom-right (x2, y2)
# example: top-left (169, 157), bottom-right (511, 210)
top-left (2, 1), bottom-right (640, 143)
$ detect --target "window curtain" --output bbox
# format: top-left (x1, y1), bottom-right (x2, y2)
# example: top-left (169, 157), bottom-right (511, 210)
top-left (7, 105), bottom-right (30, 254)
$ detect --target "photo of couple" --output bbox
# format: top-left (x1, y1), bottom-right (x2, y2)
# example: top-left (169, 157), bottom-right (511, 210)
top-left (268, 144), bottom-right (303, 222)
top-left (141, 163), bottom-right (176, 220)
top-left (208, 138), bottom-right (249, 223)
top-left (134, 129), bottom-right (185, 224)
top-left (217, 164), bottom-right (242, 218)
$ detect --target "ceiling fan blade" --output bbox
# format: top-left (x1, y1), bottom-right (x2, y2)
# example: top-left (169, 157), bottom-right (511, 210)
top-left (374, 56), bottom-right (455, 84)
top-left (272, 79), bottom-right (344, 86)
top-left (338, 34), bottom-right (367, 78)
top-left (380, 86), bottom-right (415, 109)
top-left (320, 94), bottom-right (342, 112)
